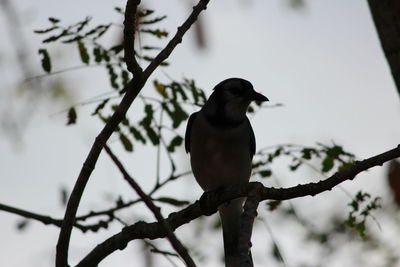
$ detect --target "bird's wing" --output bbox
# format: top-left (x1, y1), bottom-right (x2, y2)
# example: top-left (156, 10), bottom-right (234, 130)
top-left (246, 117), bottom-right (256, 157)
top-left (185, 112), bottom-right (198, 153)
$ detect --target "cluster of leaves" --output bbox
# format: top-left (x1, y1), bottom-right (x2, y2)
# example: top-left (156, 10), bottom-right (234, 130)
top-left (252, 143), bottom-right (355, 179)
top-left (265, 195), bottom-right (389, 266)
top-left (345, 191), bottom-right (381, 239)
top-left (32, 8), bottom-right (388, 267)
top-left (34, 8), bottom-right (170, 124)
top-left (32, 11), bottom-right (211, 216)
top-left (94, 78), bottom-right (206, 155)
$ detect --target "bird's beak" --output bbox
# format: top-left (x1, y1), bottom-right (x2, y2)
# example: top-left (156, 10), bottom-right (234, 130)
top-left (250, 91), bottom-right (269, 102)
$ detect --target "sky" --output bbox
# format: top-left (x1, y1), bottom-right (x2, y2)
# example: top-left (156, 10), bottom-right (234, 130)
top-left (1, 0), bottom-right (400, 267)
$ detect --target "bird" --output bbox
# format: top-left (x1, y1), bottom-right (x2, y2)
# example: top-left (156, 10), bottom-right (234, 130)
top-left (185, 78), bottom-right (268, 267)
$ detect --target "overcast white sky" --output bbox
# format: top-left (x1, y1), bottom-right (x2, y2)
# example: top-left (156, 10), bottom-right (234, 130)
top-left (1, 0), bottom-right (400, 267)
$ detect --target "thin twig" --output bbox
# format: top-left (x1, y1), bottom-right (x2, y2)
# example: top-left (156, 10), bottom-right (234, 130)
top-left (0, 203), bottom-right (112, 232)
top-left (143, 0), bottom-right (210, 78)
top-left (155, 106), bottom-right (164, 187)
top-left (104, 144), bottom-right (196, 267)
top-left (259, 217), bottom-right (288, 267)
top-left (75, 198), bottom-right (142, 221)
top-left (26, 63), bottom-right (118, 81)
top-left (124, 0), bottom-right (142, 75)
top-left (150, 171), bottom-right (192, 195)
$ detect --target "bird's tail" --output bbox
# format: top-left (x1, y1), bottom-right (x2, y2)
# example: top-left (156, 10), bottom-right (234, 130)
top-left (218, 197), bottom-right (252, 267)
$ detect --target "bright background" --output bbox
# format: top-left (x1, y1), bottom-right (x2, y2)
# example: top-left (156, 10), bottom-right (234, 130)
top-left (1, 0), bottom-right (400, 266)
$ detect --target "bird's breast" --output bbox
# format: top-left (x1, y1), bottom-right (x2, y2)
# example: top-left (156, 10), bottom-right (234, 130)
top-left (189, 112), bottom-right (252, 191)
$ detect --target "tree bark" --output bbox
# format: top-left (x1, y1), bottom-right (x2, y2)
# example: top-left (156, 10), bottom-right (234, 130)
top-left (368, 0), bottom-right (400, 96)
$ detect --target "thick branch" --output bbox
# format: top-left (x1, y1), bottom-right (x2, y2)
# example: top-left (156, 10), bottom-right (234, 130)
top-left (56, 78), bottom-right (144, 267)
top-left (76, 145), bottom-right (400, 267)
top-left (238, 192), bottom-right (260, 267)
top-left (124, 0), bottom-right (142, 75)
top-left (56, 1), bottom-right (211, 266)
top-left (104, 145), bottom-right (196, 267)
top-left (368, 0), bottom-right (400, 96)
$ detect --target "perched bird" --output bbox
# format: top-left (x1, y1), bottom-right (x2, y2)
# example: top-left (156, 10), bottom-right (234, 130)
top-left (185, 78), bottom-right (268, 266)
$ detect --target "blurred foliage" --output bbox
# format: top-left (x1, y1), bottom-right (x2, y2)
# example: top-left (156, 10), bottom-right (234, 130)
top-left (27, 4), bottom-right (397, 267)
top-left (345, 191), bottom-right (381, 239)
top-left (252, 143), bottom-right (355, 179)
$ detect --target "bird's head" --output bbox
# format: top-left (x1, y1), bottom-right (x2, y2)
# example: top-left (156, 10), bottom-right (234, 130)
top-left (204, 78), bottom-right (269, 125)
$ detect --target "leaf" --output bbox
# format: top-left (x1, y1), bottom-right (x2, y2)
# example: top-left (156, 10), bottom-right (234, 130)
top-left (16, 219), bottom-right (30, 231)
top-left (154, 80), bottom-right (168, 97)
top-left (138, 9), bottom-right (155, 17)
top-left (110, 44), bottom-right (124, 54)
top-left (173, 82), bottom-right (188, 101)
top-left (121, 70), bottom-right (130, 86)
top-left (142, 56), bottom-right (169, 66)
top-left (289, 161), bottom-right (302, 171)
top-left (75, 16), bottom-right (91, 33)
top-left (142, 46), bottom-right (161, 50)
top-left (322, 156), bottom-right (334, 172)
top-left (102, 49), bottom-right (110, 62)
top-left (155, 197), bottom-right (189, 207)
top-left (259, 169), bottom-right (272, 178)
top-left (119, 133), bottom-right (133, 152)
top-left (62, 35), bottom-right (83, 43)
top-left (301, 148), bottom-right (313, 160)
top-left (84, 24), bottom-right (107, 37)
top-left (38, 48), bottom-right (51, 73)
top-left (114, 7), bottom-right (124, 14)
top-left (93, 47), bottom-right (102, 63)
top-left (274, 147), bottom-right (282, 157)
top-left (167, 136), bottom-right (183, 152)
top-left (339, 162), bottom-right (352, 171)
top-left (171, 102), bottom-right (188, 128)
top-left (43, 29), bottom-right (70, 43)
top-left (266, 200), bottom-right (281, 211)
top-left (48, 17), bottom-right (60, 24)
top-left (77, 41), bottom-right (90, 64)
top-left (91, 99), bottom-right (109, 116)
top-left (141, 104), bottom-right (154, 126)
top-left (139, 104), bottom-right (159, 145)
top-left (67, 107), bottom-right (77, 125)
top-left (142, 125), bottom-right (159, 145)
top-left (106, 64), bottom-right (119, 89)
top-left (141, 29), bottom-right (168, 39)
top-left (93, 24), bottom-right (110, 40)
top-left (129, 126), bottom-right (146, 144)
top-left (326, 145), bottom-right (344, 158)
top-left (141, 15), bottom-right (167, 25)
top-left (121, 118), bottom-right (129, 126)
top-left (60, 186), bottom-right (68, 206)
top-left (186, 79), bottom-right (205, 105)
top-left (34, 26), bottom-right (59, 34)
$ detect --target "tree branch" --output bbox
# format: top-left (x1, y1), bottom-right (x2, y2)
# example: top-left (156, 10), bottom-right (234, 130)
top-left (76, 145), bottom-right (400, 267)
top-left (0, 203), bottom-right (114, 232)
top-left (124, 0), bottom-right (142, 75)
top-left (238, 192), bottom-right (260, 267)
top-left (368, 0), bottom-right (400, 96)
top-left (143, 0), bottom-right (210, 78)
top-left (104, 145), bottom-right (196, 267)
top-left (56, 1), bottom-right (211, 266)
top-left (0, 203), bottom-right (64, 227)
